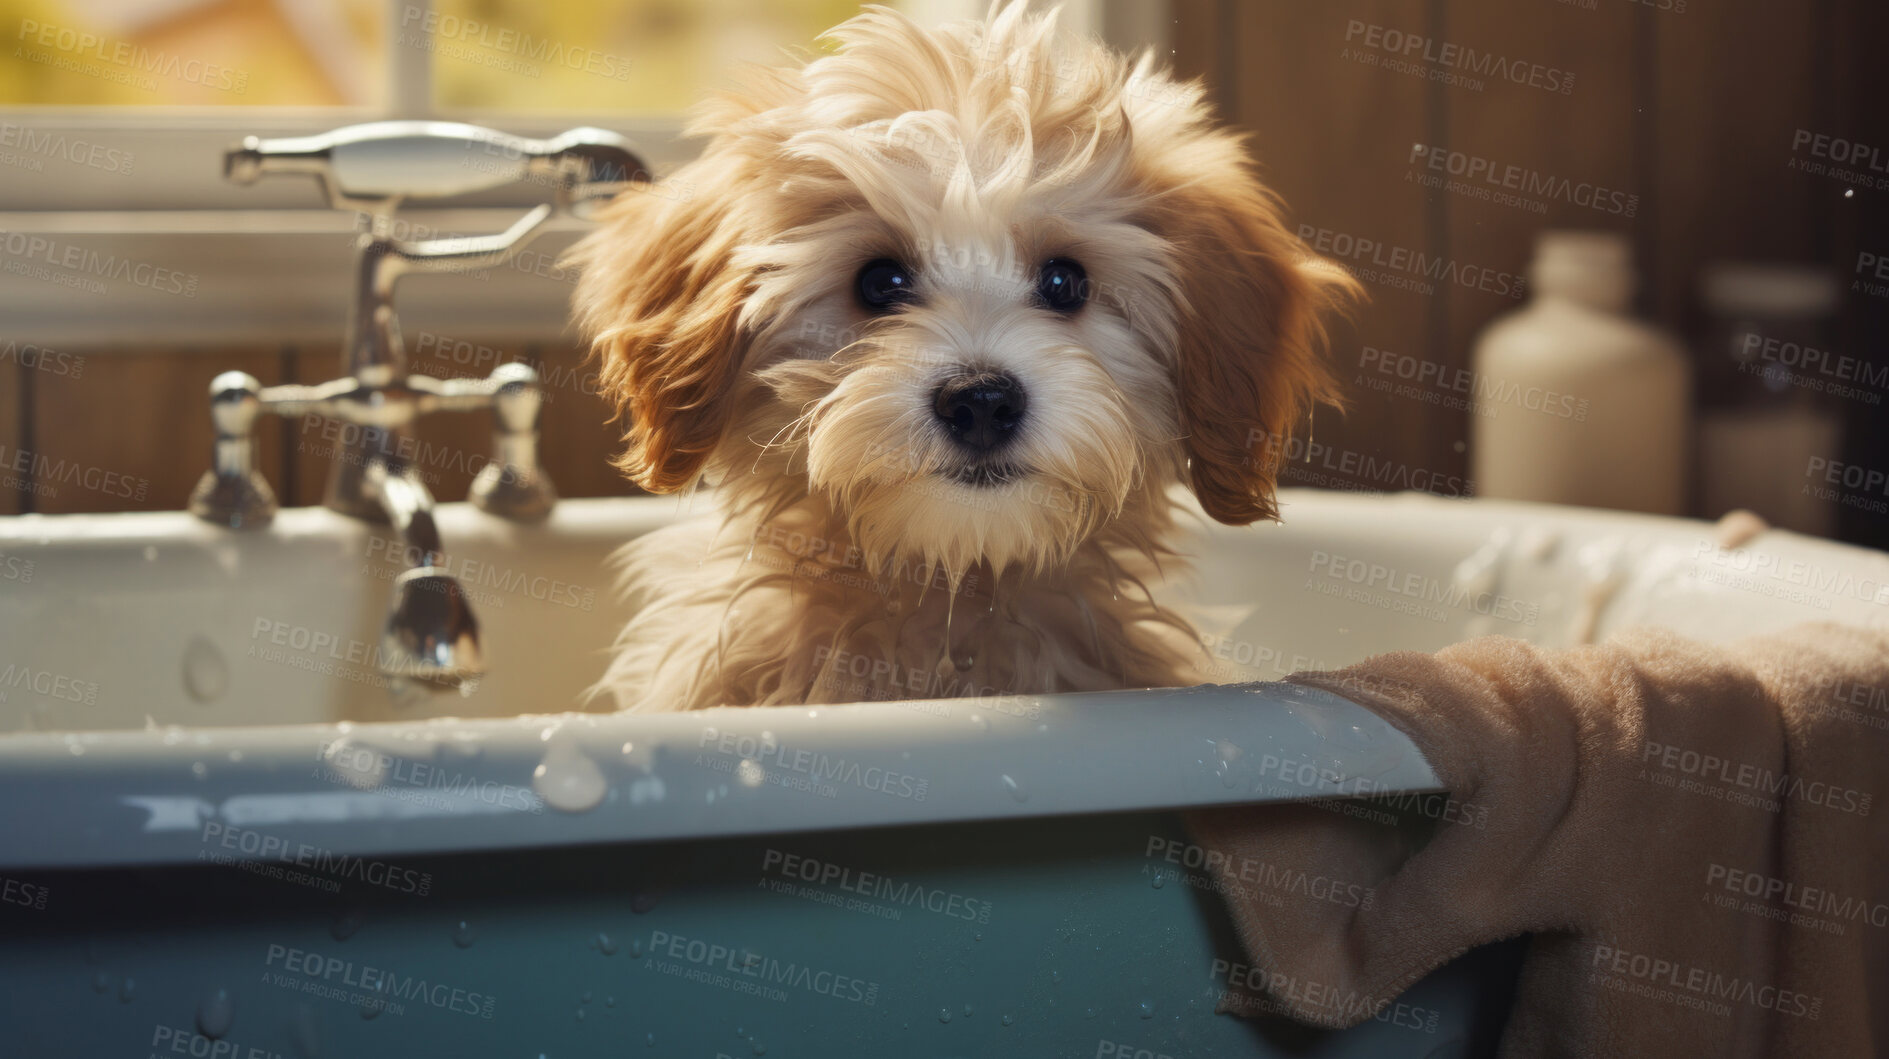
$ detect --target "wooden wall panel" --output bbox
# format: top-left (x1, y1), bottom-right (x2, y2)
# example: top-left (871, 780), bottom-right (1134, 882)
top-left (1166, 0), bottom-right (1220, 86)
top-left (280, 344), bottom-right (339, 510)
top-left (0, 361), bottom-right (19, 515)
top-left (30, 348), bottom-right (286, 515)
top-left (533, 340), bottom-right (640, 502)
top-left (1648, 2), bottom-right (1819, 332)
top-left (1820, 0), bottom-right (1889, 549)
top-left (1209, 0), bottom-right (1444, 495)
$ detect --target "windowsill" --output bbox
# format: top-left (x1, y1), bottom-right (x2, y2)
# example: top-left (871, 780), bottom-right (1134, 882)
top-left (0, 208), bottom-right (597, 349)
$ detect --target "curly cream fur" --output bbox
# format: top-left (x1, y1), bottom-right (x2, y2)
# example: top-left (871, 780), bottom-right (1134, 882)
top-left (569, 2), bottom-right (1355, 711)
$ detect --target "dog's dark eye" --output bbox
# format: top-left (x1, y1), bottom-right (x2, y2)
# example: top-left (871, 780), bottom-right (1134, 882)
top-left (1036, 258), bottom-right (1088, 313)
top-left (856, 258), bottom-right (916, 313)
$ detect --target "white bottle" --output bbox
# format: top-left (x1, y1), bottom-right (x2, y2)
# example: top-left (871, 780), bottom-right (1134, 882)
top-left (1471, 231), bottom-right (1691, 515)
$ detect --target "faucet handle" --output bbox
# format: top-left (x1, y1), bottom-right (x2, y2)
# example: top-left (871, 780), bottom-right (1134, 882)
top-left (469, 363), bottom-right (557, 523)
top-left (187, 372), bottom-right (279, 530)
top-left (224, 121), bottom-right (649, 215)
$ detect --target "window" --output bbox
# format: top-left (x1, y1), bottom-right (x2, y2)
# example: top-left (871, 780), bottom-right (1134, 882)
top-left (0, 0), bottom-right (1153, 347)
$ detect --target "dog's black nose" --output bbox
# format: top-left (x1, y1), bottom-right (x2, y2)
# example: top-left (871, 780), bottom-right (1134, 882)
top-left (933, 373), bottom-right (1027, 452)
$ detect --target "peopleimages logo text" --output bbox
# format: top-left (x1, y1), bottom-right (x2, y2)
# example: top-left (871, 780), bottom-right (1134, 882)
top-left (760, 849), bottom-right (993, 923)
top-left (1343, 20), bottom-right (1574, 94)
top-left (1407, 145), bottom-right (1639, 217)
top-left (647, 930), bottom-right (879, 1006)
top-left (698, 728), bottom-right (929, 801)
top-left (265, 944), bottom-right (494, 1018)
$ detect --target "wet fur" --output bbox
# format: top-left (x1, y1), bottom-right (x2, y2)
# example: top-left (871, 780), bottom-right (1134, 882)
top-left (569, 2), bottom-right (1355, 710)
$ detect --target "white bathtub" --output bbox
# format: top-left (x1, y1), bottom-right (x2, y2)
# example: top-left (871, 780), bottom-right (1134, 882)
top-left (2, 491), bottom-right (1884, 1057)
top-left (2, 489), bottom-right (1885, 864)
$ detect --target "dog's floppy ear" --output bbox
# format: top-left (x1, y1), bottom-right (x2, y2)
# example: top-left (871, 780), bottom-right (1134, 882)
top-left (1153, 156), bottom-right (1357, 525)
top-left (569, 162), bottom-right (752, 493)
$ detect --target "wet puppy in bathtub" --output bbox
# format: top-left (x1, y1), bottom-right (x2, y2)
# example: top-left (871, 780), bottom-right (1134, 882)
top-left (571, 2), bottom-right (1355, 711)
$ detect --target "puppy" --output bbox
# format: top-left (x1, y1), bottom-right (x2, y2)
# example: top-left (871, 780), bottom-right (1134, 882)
top-left (570, 2), bottom-right (1355, 711)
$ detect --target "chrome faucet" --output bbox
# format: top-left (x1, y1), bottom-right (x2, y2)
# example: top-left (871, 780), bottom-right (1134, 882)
top-left (190, 122), bottom-right (648, 691)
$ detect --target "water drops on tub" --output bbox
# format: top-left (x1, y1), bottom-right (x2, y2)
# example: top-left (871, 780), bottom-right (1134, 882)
top-left (1001, 775), bottom-right (1029, 803)
top-left (181, 635), bottom-right (229, 705)
top-left (1571, 537), bottom-right (1630, 645)
top-left (196, 986), bottom-right (235, 1039)
top-left (1713, 509), bottom-right (1769, 551)
top-left (533, 742), bottom-right (607, 813)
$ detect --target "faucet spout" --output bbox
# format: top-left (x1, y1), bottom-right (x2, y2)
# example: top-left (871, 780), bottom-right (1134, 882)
top-left (367, 463), bottom-right (484, 692)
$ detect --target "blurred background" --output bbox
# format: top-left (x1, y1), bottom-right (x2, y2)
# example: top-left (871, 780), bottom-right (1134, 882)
top-left (0, 0), bottom-right (1884, 545)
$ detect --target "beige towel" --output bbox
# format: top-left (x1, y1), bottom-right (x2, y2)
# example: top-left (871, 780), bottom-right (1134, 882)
top-left (1186, 622), bottom-right (1889, 1057)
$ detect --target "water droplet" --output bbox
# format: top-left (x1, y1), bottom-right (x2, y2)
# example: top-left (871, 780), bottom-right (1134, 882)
top-left (735, 1024), bottom-right (745, 1037)
top-left (962, 1003), bottom-right (973, 1018)
top-left (575, 1008), bottom-right (587, 1022)
top-left (118, 977), bottom-right (135, 1003)
top-left (320, 739), bottom-right (387, 790)
top-left (581, 991), bottom-right (593, 1004)
top-left (606, 996), bottom-right (616, 1008)
top-left (969, 714), bottom-right (988, 732)
top-left (1051, 970), bottom-right (1062, 984)
top-left (533, 743), bottom-right (608, 813)
top-left (1084, 1006), bottom-right (1097, 1019)
top-left (1151, 872), bottom-right (1166, 889)
top-left (1139, 1000), bottom-right (1155, 1019)
top-left (750, 1041), bottom-right (767, 1056)
top-left (954, 653), bottom-right (974, 672)
top-left (937, 1008), bottom-right (952, 1024)
top-left (629, 938), bottom-right (644, 958)
top-left (596, 932), bottom-right (619, 956)
top-left (735, 758), bottom-right (766, 787)
top-left (1002, 1014), bottom-right (1014, 1026)
top-left (1001, 775), bottom-right (1028, 802)
top-left (330, 910), bottom-right (364, 941)
top-left (197, 986), bottom-right (235, 1038)
top-left (451, 920), bottom-right (476, 948)
top-left (632, 891), bottom-right (660, 914)
top-left (182, 636), bottom-right (229, 705)
top-left (190, 761), bottom-right (208, 780)
top-left (92, 971), bottom-right (111, 993)
top-left (646, 1032), bottom-right (657, 1048)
